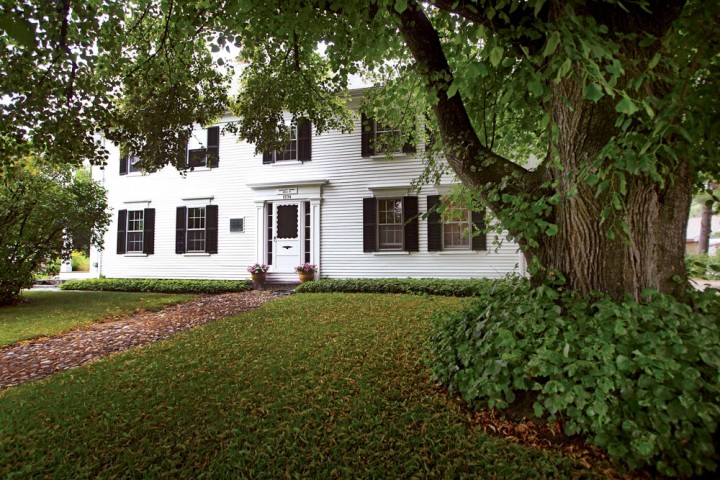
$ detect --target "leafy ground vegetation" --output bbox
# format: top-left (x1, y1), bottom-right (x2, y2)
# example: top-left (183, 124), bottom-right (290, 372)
top-left (429, 279), bottom-right (720, 477)
top-left (0, 294), bottom-right (607, 479)
top-left (687, 253), bottom-right (720, 280)
top-left (0, 291), bottom-right (196, 347)
top-left (60, 278), bottom-right (251, 294)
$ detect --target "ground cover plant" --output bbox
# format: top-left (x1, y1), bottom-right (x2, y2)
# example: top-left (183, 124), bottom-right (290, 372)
top-left (0, 291), bottom-right (196, 347)
top-left (0, 294), bottom-right (605, 479)
top-left (295, 277), bottom-right (499, 296)
top-left (428, 279), bottom-right (720, 477)
top-left (61, 278), bottom-right (250, 294)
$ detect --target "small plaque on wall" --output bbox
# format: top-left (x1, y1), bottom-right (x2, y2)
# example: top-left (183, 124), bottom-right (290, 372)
top-left (229, 218), bottom-right (244, 232)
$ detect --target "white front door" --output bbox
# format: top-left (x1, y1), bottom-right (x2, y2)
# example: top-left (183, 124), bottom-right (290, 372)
top-left (272, 202), bottom-right (301, 272)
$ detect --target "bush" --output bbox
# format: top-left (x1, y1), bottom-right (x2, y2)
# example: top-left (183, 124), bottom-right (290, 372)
top-left (0, 160), bottom-right (109, 305)
top-left (71, 251), bottom-right (90, 272)
top-left (428, 278), bottom-right (720, 477)
top-left (60, 278), bottom-right (251, 294)
top-left (295, 278), bottom-right (500, 296)
top-left (687, 253), bottom-right (720, 280)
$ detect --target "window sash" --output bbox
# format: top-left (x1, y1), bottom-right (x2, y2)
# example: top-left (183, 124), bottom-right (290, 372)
top-left (374, 123), bottom-right (402, 154)
top-left (442, 205), bottom-right (471, 250)
top-left (275, 124), bottom-right (298, 161)
top-left (186, 207), bottom-right (206, 252)
top-left (377, 198), bottom-right (403, 250)
top-left (126, 210), bottom-right (144, 253)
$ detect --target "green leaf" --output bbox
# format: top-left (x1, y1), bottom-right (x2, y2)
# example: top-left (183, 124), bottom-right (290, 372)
top-left (394, 0), bottom-right (408, 13)
top-left (543, 32), bottom-right (560, 57)
top-left (534, 0), bottom-right (547, 16)
top-left (446, 82), bottom-right (458, 99)
top-left (648, 53), bottom-right (661, 70)
top-left (557, 58), bottom-right (572, 80)
top-left (490, 46), bottom-right (503, 68)
top-left (528, 79), bottom-right (543, 97)
top-left (546, 224), bottom-right (558, 236)
top-left (583, 83), bottom-right (603, 102)
top-left (615, 95), bottom-right (638, 115)
top-left (0, 13), bottom-right (35, 49)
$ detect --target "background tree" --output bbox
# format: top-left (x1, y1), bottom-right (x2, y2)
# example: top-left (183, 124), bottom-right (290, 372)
top-left (2, 0), bottom-right (719, 301)
top-left (0, 160), bottom-right (110, 305)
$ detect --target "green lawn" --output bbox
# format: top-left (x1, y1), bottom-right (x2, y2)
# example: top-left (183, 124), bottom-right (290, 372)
top-left (0, 294), bottom-right (603, 478)
top-left (0, 290), bottom-right (197, 347)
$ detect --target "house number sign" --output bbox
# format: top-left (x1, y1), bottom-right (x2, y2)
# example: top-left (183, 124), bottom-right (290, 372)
top-left (277, 187), bottom-right (298, 199)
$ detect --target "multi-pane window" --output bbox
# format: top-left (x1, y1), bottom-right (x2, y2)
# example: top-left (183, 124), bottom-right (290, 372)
top-left (374, 123), bottom-right (402, 154)
top-left (443, 203), bottom-right (471, 250)
top-left (378, 198), bottom-right (403, 250)
top-left (126, 210), bottom-right (144, 252)
top-left (186, 207), bottom-right (206, 253)
top-left (128, 155), bottom-right (142, 173)
top-left (275, 124), bottom-right (298, 161)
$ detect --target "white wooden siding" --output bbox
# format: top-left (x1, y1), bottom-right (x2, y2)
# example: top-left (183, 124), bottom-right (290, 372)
top-left (92, 95), bottom-right (523, 281)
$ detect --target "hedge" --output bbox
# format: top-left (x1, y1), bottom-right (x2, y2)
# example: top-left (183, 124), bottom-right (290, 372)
top-left (295, 278), bottom-right (500, 296)
top-left (60, 278), bottom-right (251, 294)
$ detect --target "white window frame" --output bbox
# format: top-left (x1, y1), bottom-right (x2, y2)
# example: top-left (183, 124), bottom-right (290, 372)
top-left (374, 122), bottom-right (403, 155)
top-left (126, 210), bottom-right (144, 253)
top-left (442, 203), bottom-right (472, 250)
top-left (274, 123), bottom-right (298, 162)
top-left (186, 206), bottom-right (206, 253)
top-left (377, 197), bottom-right (404, 251)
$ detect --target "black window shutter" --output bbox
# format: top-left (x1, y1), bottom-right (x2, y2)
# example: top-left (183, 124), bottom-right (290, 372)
top-left (262, 151), bottom-right (274, 164)
top-left (403, 196), bottom-right (419, 252)
top-left (117, 209), bottom-right (127, 254)
top-left (207, 126), bottom-right (220, 168)
top-left (361, 113), bottom-right (375, 157)
top-left (205, 204), bottom-right (219, 254)
top-left (402, 141), bottom-right (417, 155)
top-left (119, 156), bottom-right (128, 175)
top-left (298, 119), bottom-right (312, 162)
top-left (472, 209), bottom-right (487, 251)
top-left (362, 197), bottom-right (377, 252)
top-left (426, 195), bottom-right (442, 251)
top-left (176, 206), bottom-right (187, 254)
top-left (143, 208), bottom-right (155, 255)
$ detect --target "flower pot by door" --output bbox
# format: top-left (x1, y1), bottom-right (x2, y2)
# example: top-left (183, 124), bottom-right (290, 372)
top-left (251, 272), bottom-right (267, 284)
top-left (298, 271), bottom-right (315, 283)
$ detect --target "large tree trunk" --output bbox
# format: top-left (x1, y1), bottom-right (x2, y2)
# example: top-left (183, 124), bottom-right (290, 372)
top-left (398, 1), bottom-right (691, 301)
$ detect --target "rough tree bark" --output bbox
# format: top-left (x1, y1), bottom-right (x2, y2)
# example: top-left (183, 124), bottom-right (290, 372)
top-left (699, 201), bottom-right (713, 255)
top-left (397, 1), bottom-right (691, 300)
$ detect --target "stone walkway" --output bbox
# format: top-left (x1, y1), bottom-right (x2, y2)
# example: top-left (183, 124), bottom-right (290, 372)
top-left (0, 290), bottom-right (276, 390)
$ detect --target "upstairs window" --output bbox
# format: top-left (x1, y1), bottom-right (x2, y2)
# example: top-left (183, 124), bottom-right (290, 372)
top-left (361, 114), bottom-right (416, 157)
top-left (263, 119), bottom-right (312, 164)
top-left (119, 155), bottom-right (142, 175)
top-left (186, 126), bottom-right (220, 169)
top-left (274, 123), bottom-right (298, 161)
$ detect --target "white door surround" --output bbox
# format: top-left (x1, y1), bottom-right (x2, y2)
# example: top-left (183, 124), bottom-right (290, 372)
top-left (248, 179), bottom-right (327, 279)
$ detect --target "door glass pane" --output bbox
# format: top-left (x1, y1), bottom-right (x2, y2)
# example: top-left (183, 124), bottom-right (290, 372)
top-left (276, 205), bottom-right (299, 239)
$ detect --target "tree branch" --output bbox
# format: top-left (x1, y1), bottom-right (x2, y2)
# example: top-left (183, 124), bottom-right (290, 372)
top-left (394, 2), bottom-right (529, 191)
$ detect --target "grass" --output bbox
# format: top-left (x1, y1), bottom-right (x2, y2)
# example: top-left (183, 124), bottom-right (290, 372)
top-left (0, 294), bottom-right (603, 478)
top-left (0, 290), bottom-right (197, 347)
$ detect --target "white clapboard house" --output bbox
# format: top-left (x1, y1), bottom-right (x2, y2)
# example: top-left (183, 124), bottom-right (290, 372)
top-left (89, 90), bottom-right (524, 283)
